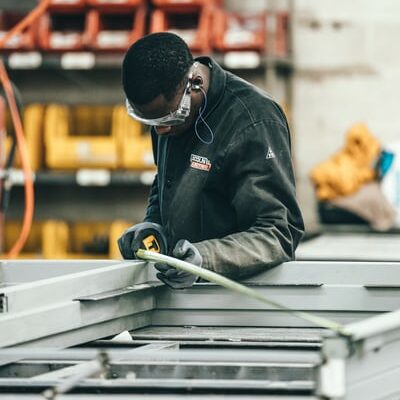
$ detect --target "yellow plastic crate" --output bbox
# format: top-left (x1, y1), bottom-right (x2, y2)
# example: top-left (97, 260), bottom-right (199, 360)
top-left (2, 220), bottom-right (133, 259)
top-left (0, 97), bottom-right (5, 166)
top-left (109, 220), bottom-right (132, 260)
top-left (44, 104), bottom-right (119, 169)
top-left (113, 105), bottom-right (155, 170)
top-left (67, 220), bottom-right (133, 259)
top-left (3, 104), bottom-right (45, 171)
top-left (1, 220), bottom-right (67, 259)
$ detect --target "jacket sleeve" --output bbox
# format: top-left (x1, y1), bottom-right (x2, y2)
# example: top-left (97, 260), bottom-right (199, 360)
top-left (194, 119), bottom-right (304, 279)
top-left (144, 174), bottom-right (162, 224)
top-left (144, 129), bottom-right (162, 224)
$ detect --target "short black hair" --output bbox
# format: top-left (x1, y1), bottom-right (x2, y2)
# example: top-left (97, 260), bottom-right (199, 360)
top-left (122, 32), bottom-right (194, 105)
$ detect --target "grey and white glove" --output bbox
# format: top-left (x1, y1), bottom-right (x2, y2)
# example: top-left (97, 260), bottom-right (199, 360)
top-left (118, 222), bottom-right (167, 259)
top-left (155, 239), bottom-right (202, 289)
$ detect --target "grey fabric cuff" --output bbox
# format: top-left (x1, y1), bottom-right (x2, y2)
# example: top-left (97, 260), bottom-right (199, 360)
top-left (193, 241), bottom-right (211, 271)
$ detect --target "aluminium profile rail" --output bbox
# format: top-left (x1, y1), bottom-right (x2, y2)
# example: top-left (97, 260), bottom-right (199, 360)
top-left (0, 309), bottom-right (399, 400)
top-left (2, 260), bottom-right (400, 347)
top-left (0, 259), bottom-right (400, 398)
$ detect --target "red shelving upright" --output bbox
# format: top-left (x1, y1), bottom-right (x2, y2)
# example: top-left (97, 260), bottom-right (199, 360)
top-left (45, 0), bottom-right (87, 12)
top-left (87, 5), bottom-right (146, 51)
top-left (212, 9), bottom-right (266, 53)
top-left (150, 2), bottom-right (213, 53)
top-left (87, 0), bottom-right (144, 12)
top-left (151, 0), bottom-right (215, 11)
top-left (274, 11), bottom-right (289, 57)
top-left (37, 10), bottom-right (90, 51)
top-left (0, 11), bottom-right (37, 50)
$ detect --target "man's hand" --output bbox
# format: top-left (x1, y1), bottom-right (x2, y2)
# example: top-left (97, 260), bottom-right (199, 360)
top-left (155, 239), bottom-right (202, 289)
top-left (118, 222), bottom-right (167, 259)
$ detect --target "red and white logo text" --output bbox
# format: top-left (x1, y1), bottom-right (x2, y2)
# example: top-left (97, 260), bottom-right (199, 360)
top-left (190, 154), bottom-right (212, 172)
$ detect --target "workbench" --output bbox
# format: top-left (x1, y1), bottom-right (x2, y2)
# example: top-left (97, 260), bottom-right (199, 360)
top-left (0, 259), bottom-right (400, 399)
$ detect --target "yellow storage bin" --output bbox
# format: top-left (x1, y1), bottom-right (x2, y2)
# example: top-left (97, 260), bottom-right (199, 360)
top-left (2, 219), bottom-right (134, 259)
top-left (0, 97), bottom-right (5, 166)
top-left (109, 220), bottom-right (132, 260)
top-left (3, 104), bottom-right (45, 171)
top-left (44, 104), bottom-right (119, 169)
top-left (113, 105), bottom-right (155, 170)
top-left (67, 221), bottom-right (110, 259)
top-left (67, 220), bottom-right (133, 259)
top-left (2, 220), bottom-right (67, 259)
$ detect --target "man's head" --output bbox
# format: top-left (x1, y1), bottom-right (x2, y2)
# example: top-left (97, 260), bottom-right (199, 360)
top-left (122, 32), bottom-right (204, 136)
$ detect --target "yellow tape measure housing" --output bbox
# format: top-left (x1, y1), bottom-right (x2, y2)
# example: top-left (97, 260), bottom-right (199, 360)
top-left (142, 235), bottom-right (161, 253)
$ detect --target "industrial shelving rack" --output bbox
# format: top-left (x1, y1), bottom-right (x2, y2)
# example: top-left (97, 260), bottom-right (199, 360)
top-left (1, 0), bottom-right (294, 257)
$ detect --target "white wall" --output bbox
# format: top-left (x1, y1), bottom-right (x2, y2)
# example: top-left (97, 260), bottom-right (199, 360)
top-left (291, 0), bottom-right (400, 228)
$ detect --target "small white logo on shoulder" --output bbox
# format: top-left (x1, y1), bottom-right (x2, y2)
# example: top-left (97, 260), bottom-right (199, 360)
top-left (190, 154), bottom-right (212, 172)
top-left (266, 147), bottom-right (275, 159)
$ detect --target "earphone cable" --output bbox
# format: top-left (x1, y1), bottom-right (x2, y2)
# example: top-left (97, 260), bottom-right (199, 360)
top-left (194, 87), bottom-right (214, 145)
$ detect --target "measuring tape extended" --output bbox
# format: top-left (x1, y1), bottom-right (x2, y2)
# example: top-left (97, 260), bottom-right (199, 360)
top-left (136, 249), bottom-right (351, 337)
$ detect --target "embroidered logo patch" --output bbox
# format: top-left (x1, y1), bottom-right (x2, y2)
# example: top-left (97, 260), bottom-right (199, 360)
top-left (266, 147), bottom-right (275, 159)
top-left (190, 153), bottom-right (212, 171)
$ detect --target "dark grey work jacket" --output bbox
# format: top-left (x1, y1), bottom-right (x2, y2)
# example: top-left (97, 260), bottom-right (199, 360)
top-left (144, 57), bottom-right (304, 279)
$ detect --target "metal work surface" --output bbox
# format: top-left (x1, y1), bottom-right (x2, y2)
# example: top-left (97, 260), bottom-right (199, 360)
top-left (0, 260), bottom-right (157, 348)
top-left (1, 259), bottom-right (400, 346)
top-left (0, 259), bottom-right (400, 399)
top-left (0, 313), bottom-right (400, 400)
top-left (129, 326), bottom-right (325, 346)
top-left (297, 233), bottom-right (400, 261)
top-left (0, 396), bottom-right (319, 399)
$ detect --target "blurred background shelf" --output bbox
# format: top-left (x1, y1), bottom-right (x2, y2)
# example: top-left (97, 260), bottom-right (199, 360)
top-left (7, 169), bottom-right (156, 186)
top-left (2, 51), bottom-right (293, 71)
top-left (1, 0), bottom-right (296, 259)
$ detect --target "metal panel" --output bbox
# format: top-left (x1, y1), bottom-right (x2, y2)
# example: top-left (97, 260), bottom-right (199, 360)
top-left (2, 260), bottom-right (399, 347)
top-left (0, 377), bottom-right (315, 393)
top-left (129, 326), bottom-right (325, 343)
top-left (242, 261), bottom-right (400, 286)
top-left (24, 313), bottom-right (152, 349)
top-left (1, 261), bottom-right (153, 313)
top-left (347, 341), bottom-right (400, 399)
top-left (151, 309), bottom-right (378, 328)
top-left (0, 260), bottom-right (114, 284)
top-left (0, 289), bottom-right (154, 347)
top-left (0, 348), bottom-right (321, 364)
top-left (1, 361), bottom-right (315, 382)
top-left (296, 234), bottom-right (400, 262)
top-left (31, 343), bottom-right (179, 380)
top-left (155, 285), bottom-right (400, 312)
top-left (0, 396), bottom-right (320, 399)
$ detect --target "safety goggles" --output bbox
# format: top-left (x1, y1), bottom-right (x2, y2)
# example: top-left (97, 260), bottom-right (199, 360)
top-left (126, 74), bottom-right (192, 127)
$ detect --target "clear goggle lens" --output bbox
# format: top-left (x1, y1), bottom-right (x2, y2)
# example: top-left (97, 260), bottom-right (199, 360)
top-left (126, 79), bottom-right (192, 127)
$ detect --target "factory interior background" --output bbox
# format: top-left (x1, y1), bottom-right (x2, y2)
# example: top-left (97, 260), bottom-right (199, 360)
top-left (1, 0), bottom-right (400, 259)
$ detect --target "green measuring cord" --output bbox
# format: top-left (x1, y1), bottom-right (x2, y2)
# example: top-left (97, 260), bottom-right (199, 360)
top-left (136, 249), bottom-right (351, 337)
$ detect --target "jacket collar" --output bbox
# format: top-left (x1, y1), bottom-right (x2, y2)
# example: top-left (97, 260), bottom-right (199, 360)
top-left (194, 56), bottom-right (226, 118)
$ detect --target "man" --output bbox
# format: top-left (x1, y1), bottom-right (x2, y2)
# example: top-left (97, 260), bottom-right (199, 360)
top-left (118, 32), bottom-right (304, 289)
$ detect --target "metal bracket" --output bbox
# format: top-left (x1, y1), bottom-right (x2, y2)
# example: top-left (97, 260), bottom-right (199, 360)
top-left (0, 294), bottom-right (7, 313)
top-left (74, 282), bottom-right (162, 302)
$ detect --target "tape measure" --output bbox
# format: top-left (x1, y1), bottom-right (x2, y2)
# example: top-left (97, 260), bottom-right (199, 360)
top-left (141, 234), bottom-right (162, 253)
top-left (136, 249), bottom-right (351, 337)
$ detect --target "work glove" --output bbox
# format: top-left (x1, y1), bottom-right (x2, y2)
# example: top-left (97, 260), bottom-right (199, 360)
top-left (155, 239), bottom-right (202, 289)
top-left (118, 222), bottom-right (167, 259)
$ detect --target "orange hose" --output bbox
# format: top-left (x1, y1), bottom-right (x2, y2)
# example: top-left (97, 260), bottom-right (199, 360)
top-left (0, 0), bottom-right (52, 49)
top-left (0, 0), bottom-right (57, 258)
top-left (0, 61), bottom-right (35, 259)
top-left (0, 0), bottom-right (51, 257)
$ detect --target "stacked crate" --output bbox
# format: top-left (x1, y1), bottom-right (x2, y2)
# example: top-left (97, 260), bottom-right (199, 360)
top-left (150, 0), bottom-right (215, 53)
top-left (1, 220), bottom-right (132, 259)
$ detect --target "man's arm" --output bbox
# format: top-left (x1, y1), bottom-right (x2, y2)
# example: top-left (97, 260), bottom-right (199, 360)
top-left (194, 119), bottom-right (304, 279)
